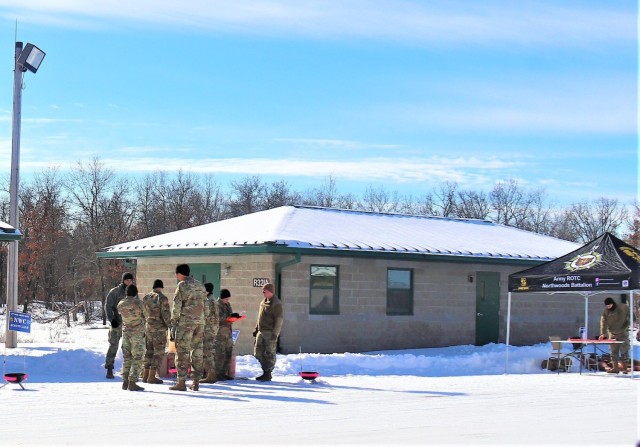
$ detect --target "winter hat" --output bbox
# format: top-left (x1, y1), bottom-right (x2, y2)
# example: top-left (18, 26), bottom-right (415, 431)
top-left (126, 284), bottom-right (138, 297)
top-left (152, 279), bottom-right (164, 289)
top-left (604, 297), bottom-right (615, 306)
top-left (175, 263), bottom-right (190, 276)
top-left (262, 283), bottom-right (275, 294)
top-left (122, 272), bottom-right (134, 283)
top-left (204, 283), bottom-right (214, 294)
top-left (220, 288), bottom-right (231, 299)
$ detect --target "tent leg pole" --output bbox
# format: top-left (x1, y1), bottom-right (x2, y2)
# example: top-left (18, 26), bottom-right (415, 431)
top-left (629, 292), bottom-right (634, 378)
top-left (505, 292), bottom-right (512, 374)
top-left (584, 295), bottom-right (589, 337)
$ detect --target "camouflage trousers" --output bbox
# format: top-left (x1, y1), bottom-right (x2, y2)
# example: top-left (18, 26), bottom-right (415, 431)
top-left (175, 323), bottom-right (205, 381)
top-left (105, 326), bottom-right (122, 369)
top-left (144, 328), bottom-right (168, 369)
top-left (122, 330), bottom-right (146, 382)
top-left (610, 332), bottom-right (630, 364)
top-left (253, 330), bottom-right (277, 373)
top-left (202, 324), bottom-right (219, 374)
top-left (214, 326), bottom-right (233, 376)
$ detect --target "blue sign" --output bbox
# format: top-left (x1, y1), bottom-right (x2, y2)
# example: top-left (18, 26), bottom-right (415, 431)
top-left (232, 329), bottom-right (240, 345)
top-left (8, 311), bottom-right (31, 333)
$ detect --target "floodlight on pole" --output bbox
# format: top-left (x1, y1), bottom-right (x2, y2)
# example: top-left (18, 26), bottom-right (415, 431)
top-left (5, 41), bottom-right (45, 349)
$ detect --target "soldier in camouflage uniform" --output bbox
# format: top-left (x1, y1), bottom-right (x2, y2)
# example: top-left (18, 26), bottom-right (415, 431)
top-left (117, 284), bottom-right (147, 391)
top-left (142, 279), bottom-right (171, 384)
top-left (170, 263), bottom-right (208, 391)
top-left (215, 289), bottom-right (237, 380)
top-left (253, 283), bottom-right (284, 382)
top-left (104, 272), bottom-right (134, 379)
top-left (599, 296), bottom-right (630, 373)
top-left (200, 282), bottom-right (220, 384)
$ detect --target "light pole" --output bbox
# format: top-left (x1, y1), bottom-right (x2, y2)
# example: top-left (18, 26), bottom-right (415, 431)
top-left (5, 41), bottom-right (45, 348)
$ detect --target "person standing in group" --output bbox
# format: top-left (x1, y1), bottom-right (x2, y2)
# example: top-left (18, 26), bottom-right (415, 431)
top-left (599, 296), bottom-right (630, 373)
top-left (215, 289), bottom-right (237, 381)
top-left (142, 279), bottom-right (171, 384)
top-left (117, 284), bottom-right (147, 391)
top-left (253, 283), bottom-right (284, 382)
top-left (200, 282), bottom-right (220, 384)
top-left (104, 272), bottom-right (134, 379)
top-left (170, 263), bottom-right (207, 391)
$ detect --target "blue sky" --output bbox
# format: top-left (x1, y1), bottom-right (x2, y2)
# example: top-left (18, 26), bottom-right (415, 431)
top-left (0, 1), bottom-right (636, 206)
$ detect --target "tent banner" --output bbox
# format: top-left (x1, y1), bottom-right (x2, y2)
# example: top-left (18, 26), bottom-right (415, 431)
top-left (509, 232), bottom-right (640, 292)
top-left (510, 273), bottom-right (630, 293)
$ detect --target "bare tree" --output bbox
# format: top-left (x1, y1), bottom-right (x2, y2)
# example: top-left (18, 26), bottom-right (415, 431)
top-left (165, 170), bottom-right (200, 231)
top-left (18, 168), bottom-right (71, 312)
top-left (264, 179), bottom-right (302, 210)
top-left (432, 182), bottom-right (459, 217)
top-left (489, 179), bottom-right (530, 227)
top-left (413, 191), bottom-right (438, 216)
top-left (568, 197), bottom-right (629, 242)
top-left (360, 184), bottom-right (406, 213)
top-left (191, 174), bottom-right (228, 225)
top-left (227, 175), bottom-right (266, 218)
top-left (66, 158), bottom-right (134, 324)
top-left (132, 171), bottom-right (167, 238)
top-left (455, 189), bottom-right (491, 220)
top-left (302, 175), bottom-right (338, 208)
top-left (519, 189), bottom-right (554, 234)
top-left (626, 200), bottom-right (640, 247)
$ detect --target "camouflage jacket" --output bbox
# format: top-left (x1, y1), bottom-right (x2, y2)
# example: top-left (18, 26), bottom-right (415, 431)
top-left (104, 283), bottom-right (126, 324)
top-left (218, 299), bottom-right (233, 329)
top-left (143, 290), bottom-right (171, 331)
top-left (255, 295), bottom-right (284, 337)
top-left (600, 302), bottom-right (630, 336)
top-left (117, 295), bottom-right (147, 333)
top-left (171, 276), bottom-right (208, 326)
top-left (205, 294), bottom-right (220, 330)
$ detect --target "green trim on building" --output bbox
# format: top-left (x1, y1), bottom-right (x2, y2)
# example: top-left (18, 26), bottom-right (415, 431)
top-left (96, 244), bottom-right (546, 267)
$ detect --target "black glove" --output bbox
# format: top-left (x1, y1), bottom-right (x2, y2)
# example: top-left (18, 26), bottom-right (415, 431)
top-left (230, 313), bottom-right (241, 318)
top-left (110, 319), bottom-right (119, 329)
top-left (252, 329), bottom-right (258, 338)
top-left (169, 326), bottom-right (177, 341)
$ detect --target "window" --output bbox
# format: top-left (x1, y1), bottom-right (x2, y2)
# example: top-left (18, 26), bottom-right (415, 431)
top-left (387, 268), bottom-right (413, 315)
top-left (310, 265), bottom-right (339, 314)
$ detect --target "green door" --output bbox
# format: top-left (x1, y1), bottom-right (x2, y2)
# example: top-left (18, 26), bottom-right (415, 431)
top-left (475, 271), bottom-right (501, 346)
top-left (188, 263), bottom-right (221, 290)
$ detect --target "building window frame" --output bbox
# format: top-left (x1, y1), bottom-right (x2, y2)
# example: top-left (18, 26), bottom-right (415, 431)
top-left (386, 268), bottom-right (413, 316)
top-left (309, 264), bottom-right (339, 315)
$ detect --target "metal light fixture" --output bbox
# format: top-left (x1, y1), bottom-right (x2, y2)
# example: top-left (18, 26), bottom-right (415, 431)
top-left (5, 41), bottom-right (45, 348)
top-left (16, 43), bottom-right (46, 73)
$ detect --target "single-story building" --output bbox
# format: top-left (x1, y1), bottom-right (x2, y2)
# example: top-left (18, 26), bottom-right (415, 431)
top-left (97, 205), bottom-right (603, 355)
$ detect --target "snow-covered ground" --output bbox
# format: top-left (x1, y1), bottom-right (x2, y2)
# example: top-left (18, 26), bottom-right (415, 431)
top-left (0, 315), bottom-right (638, 446)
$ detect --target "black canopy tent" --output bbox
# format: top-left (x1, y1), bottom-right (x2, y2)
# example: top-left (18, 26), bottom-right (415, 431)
top-left (505, 232), bottom-right (639, 375)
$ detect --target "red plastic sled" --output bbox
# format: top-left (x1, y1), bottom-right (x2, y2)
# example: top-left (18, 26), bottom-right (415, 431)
top-left (1, 372), bottom-right (28, 390)
top-left (225, 315), bottom-right (246, 323)
top-left (299, 371), bottom-right (320, 381)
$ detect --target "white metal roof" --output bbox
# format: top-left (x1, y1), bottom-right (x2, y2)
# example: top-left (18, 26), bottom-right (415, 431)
top-left (100, 205), bottom-right (579, 261)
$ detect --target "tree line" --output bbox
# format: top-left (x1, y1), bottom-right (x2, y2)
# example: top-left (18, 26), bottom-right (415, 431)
top-left (0, 157), bottom-right (637, 322)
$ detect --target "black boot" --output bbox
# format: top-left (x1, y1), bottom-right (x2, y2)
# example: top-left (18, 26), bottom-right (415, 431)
top-left (106, 367), bottom-right (114, 379)
top-left (256, 371), bottom-right (272, 382)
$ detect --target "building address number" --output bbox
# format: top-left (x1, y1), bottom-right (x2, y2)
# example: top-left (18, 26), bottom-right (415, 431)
top-left (253, 278), bottom-right (270, 287)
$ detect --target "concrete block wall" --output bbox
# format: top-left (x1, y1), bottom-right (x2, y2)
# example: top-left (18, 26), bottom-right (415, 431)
top-left (137, 255), bottom-right (277, 356)
top-left (134, 254), bottom-right (608, 355)
top-left (279, 256), bottom-right (480, 353)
